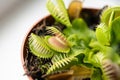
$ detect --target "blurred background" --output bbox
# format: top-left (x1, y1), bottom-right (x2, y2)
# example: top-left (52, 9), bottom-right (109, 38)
top-left (0, 0), bottom-right (119, 80)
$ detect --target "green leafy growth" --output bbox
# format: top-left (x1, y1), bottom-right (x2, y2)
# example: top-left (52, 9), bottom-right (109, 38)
top-left (92, 52), bottom-right (106, 67)
top-left (84, 51), bottom-right (113, 80)
top-left (47, 50), bottom-right (84, 74)
top-left (89, 40), bottom-right (120, 63)
top-left (63, 18), bottom-right (88, 36)
top-left (105, 47), bottom-right (120, 65)
top-left (84, 48), bottom-right (106, 68)
top-left (96, 23), bottom-right (110, 46)
top-left (101, 6), bottom-right (120, 26)
top-left (67, 34), bottom-right (79, 47)
top-left (91, 68), bottom-right (102, 80)
top-left (28, 33), bottom-right (54, 58)
top-left (45, 27), bottom-right (70, 53)
top-left (111, 16), bottom-right (120, 44)
top-left (64, 18), bottom-right (95, 47)
top-left (46, 0), bottom-right (72, 27)
top-left (88, 41), bottom-right (120, 80)
top-left (91, 52), bottom-right (120, 80)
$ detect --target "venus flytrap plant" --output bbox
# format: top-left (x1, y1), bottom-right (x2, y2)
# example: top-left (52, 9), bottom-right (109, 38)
top-left (27, 0), bottom-right (120, 79)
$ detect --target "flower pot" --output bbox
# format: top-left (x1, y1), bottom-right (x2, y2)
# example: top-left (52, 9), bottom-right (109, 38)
top-left (21, 8), bottom-right (100, 80)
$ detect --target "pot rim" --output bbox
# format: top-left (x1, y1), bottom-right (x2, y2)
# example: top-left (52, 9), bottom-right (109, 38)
top-left (21, 14), bottom-right (51, 80)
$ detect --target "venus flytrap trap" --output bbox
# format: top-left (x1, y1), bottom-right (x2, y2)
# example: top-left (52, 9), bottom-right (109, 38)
top-left (29, 33), bottom-right (54, 58)
top-left (101, 6), bottom-right (120, 26)
top-left (96, 23), bottom-right (110, 46)
top-left (46, 0), bottom-right (72, 28)
top-left (45, 27), bottom-right (70, 53)
top-left (26, 0), bottom-right (120, 79)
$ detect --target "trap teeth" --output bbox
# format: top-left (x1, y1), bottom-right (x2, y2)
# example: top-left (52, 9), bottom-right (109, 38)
top-left (28, 33), bottom-right (54, 58)
top-left (102, 60), bottom-right (120, 80)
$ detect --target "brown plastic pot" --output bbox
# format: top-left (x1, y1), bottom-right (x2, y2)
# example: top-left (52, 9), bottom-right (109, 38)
top-left (21, 8), bottom-right (100, 80)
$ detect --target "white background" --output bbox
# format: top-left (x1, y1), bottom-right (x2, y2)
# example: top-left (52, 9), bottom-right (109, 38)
top-left (0, 0), bottom-right (119, 80)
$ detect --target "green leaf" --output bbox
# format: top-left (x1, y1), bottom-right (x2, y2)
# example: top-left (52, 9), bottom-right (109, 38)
top-left (64, 18), bottom-right (95, 47)
top-left (76, 53), bottom-right (85, 64)
top-left (89, 40), bottom-right (106, 52)
top-left (95, 23), bottom-right (110, 45)
top-left (111, 53), bottom-right (120, 65)
top-left (63, 18), bottom-right (88, 36)
top-left (111, 16), bottom-right (120, 43)
top-left (46, 0), bottom-right (72, 27)
top-left (67, 34), bottom-right (79, 47)
top-left (72, 18), bottom-right (88, 32)
top-left (84, 51), bottom-right (105, 68)
top-left (91, 68), bottom-right (102, 80)
top-left (104, 47), bottom-right (120, 65)
top-left (92, 52), bottom-right (106, 67)
top-left (101, 6), bottom-right (120, 26)
top-left (108, 11), bottom-right (115, 27)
